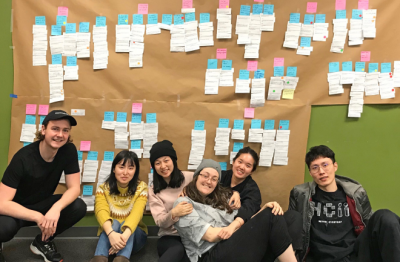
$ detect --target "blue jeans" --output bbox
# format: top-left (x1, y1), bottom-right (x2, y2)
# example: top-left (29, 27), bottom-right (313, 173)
top-left (94, 220), bottom-right (147, 259)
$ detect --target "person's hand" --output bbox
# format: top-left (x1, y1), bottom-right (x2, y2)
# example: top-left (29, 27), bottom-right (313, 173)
top-left (40, 207), bottom-right (61, 241)
top-left (263, 201), bottom-right (284, 216)
top-left (121, 228), bottom-right (131, 243)
top-left (108, 232), bottom-right (126, 254)
top-left (229, 191), bottom-right (241, 210)
top-left (171, 202), bottom-right (193, 219)
top-left (218, 226), bottom-right (235, 240)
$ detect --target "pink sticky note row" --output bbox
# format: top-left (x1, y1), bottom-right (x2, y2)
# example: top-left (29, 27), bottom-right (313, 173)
top-left (132, 103), bottom-right (143, 113)
top-left (182, 0), bottom-right (193, 8)
top-left (307, 2), bottom-right (318, 13)
top-left (274, 57), bottom-right (285, 67)
top-left (138, 4), bottom-right (149, 14)
top-left (26, 104), bottom-right (37, 115)
top-left (216, 49), bottom-right (227, 59)
top-left (80, 141), bottom-right (91, 151)
top-left (38, 105), bottom-right (49, 115)
top-left (358, 0), bottom-right (369, 10)
top-left (247, 61), bottom-right (258, 71)
top-left (244, 108), bottom-right (255, 119)
top-left (361, 51), bottom-right (371, 62)
top-left (335, 0), bottom-right (346, 10)
top-left (58, 6), bottom-right (68, 16)
top-left (219, 0), bottom-right (230, 9)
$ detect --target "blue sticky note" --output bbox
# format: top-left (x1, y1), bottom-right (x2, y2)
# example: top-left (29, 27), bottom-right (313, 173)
top-left (219, 162), bottom-right (227, 171)
top-left (131, 140), bottom-right (142, 149)
top-left (200, 13), bottom-right (210, 23)
top-left (251, 119), bottom-right (262, 129)
top-left (336, 10), bottom-right (346, 19)
top-left (194, 120), bottom-right (205, 130)
top-left (82, 185), bottom-right (93, 196)
top-left (23, 142), bottom-right (32, 147)
top-left (87, 151), bottom-right (98, 160)
top-left (66, 56), bottom-right (77, 66)
top-left (222, 60), bottom-right (232, 70)
top-left (39, 115), bottom-right (46, 125)
top-left (240, 5), bottom-right (251, 16)
top-left (355, 62), bottom-right (366, 72)
top-left (77, 151), bottom-right (83, 160)
top-left (162, 14), bottom-right (172, 25)
top-left (233, 120), bottom-right (244, 130)
top-left (51, 25), bottom-right (62, 36)
top-left (35, 16), bottom-right (46, 25)
top-left (219, 118), bottom-right (229, 128)
top-left (65, 23), bottom-right (76, 33)
top-left (342, 61), bottom-right (353, 72)
top-left (381, 63), bottom-right (391, 73)
top-left (274, 66), bottom-right (284, 77)
top-left (25, 115), bottom-right (36, 124)
top-left (10, 94), bottom-right (17, 98)
top-left (96, 16), bottom-right (106, 27)
top-left (300, 37), bottom-right (311, 47)
top-left (174, 14), bottom-right (184, 25)
top-left (118, 14), bottom-right (129, 25)
top-left (329, 62), bottom-right (340, 73)
top-left (315, 14), bottom-right (326, 23)
top-left (52, 54), bottom-right (62, 65)
top-left (116, 112), bottom-right (127, 122)
top-left (279, 120), bottom-right (290, 130)
top-left (253, 4), bottom-right (263, 15)
top-left (352, 9), bottom-right (363, 20)
top-left (56, 15), bottom-right (67, 26)
top-left (208, 59), bottom-right (218, 69)
top-left (146, 113), bottom-right (157, 123)
top-left (264, 120), bottom-right (275, 130)
top-left (104, 111), bottom-right (114, 122)
top-left (290, 13), bottom-right (300, 23)
top-left (239, 70), bottom-right (250, 80)
top-left (104, 151), bottom-right (115, 161)
top-left (304, 14), bottom-right (315, 24)
top-left (148, 14), bottom-right (158, 24)
top-left (369, 63), bottom-right (379, 73)
top-left (185, 12), bottom-right (195, 22)
top-left (133, 14), bottom-right (144, 25)
top-left (131, 113), bottom-right (142, 123)
top-left (79, 22), bottom-right (90, 33)
top-left (264, 4), bottom-right (274, 15)
top-left (233, 142), bottom-right (244, 152)
top-left (287, 67), bottom-right (297, 77)
top-left (254, 69), bottom-right (265, 79)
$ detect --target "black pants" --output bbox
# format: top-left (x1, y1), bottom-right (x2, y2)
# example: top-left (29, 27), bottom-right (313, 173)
top-left (283, 210), bottom-right (303, 251)
top-left (200, 208), bottom-right (293, 262)
top-left (157, 235), bottom-right (190, 262)
top-left (0, 194), bottom-right (87, 243)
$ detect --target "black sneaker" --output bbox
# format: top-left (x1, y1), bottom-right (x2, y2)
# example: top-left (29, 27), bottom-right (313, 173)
top-left (0, 242), bottom-right (5, 262)
top-left (30, 235), bottom-right (63, 262)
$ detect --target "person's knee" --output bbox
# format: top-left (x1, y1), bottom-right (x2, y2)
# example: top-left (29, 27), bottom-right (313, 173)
top-left (112, 220), bottom-right (122, 231)
top-left (284, 210), bottom-right (302, 224)
top-left (71, 198), bottom-right (87, 219)
top-left (0, 219), bottom-right (19, 242)
top-left (372, 209), bottom-right (399, 228)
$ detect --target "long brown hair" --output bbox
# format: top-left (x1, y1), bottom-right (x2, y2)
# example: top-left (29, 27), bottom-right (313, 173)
top-left (35, 123), bottom-right (73, 143)
top-left (185, 175), bottom-right (234, 214)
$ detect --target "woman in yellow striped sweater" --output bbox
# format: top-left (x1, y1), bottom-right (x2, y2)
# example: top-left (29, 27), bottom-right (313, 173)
top-left (90, 150), bottom-right (148, 262)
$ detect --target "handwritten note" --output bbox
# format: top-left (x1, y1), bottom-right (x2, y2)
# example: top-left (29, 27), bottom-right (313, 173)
top-left (335, 0), bottom-right (346, 10)
top-left (358, 0), bottom-right (369, 10)
top-left (219, 0), bottom-right (229, 9)
top-left (38, 105), bottom-right (49, 115)
top-left (216, 49), bottom-right (227, 59)
top-left (282, 89), bottom-right (295, 99)
top-left (132, 103), bottom-right (143, 113)
top-left (194, 120), bottom-right (205, 130)
top-left (247, 61), bottom-right (258, 71)
top-left (361, 51), bottom-right (371, 62)
top-left (138, 4), bottom-right (149, 14)
top-left (80, 141), bottom-right (91, 151)
top-left (233, 120), bottom-right (244, 130)
top-left (264, 120), bottom-right (275, 130)
top-left (244, 108), bottom-right (255, 119)
top-left (279, 120), bottom-right (290, 130)
top-left (274, 57), bottom-right (284, 67)
top-left (58, 6), bottom-right (68, 16)
top-left (26, 104), bottom-right (37, 115)
top-left (307, 2), bottom-right (318, 13)
top-left (219, 118), bottom-right (229, 128)
top-left (182, 0), bottom-right (193, 8)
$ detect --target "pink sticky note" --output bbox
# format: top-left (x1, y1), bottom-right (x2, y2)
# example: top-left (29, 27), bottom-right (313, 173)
top-left (38, 105), bottom-right (49, 115)
top-left (247, 61), bottom-right (258, 71)
top-left (80, 141), bottom-right (91, 151)
top-left (26, 104), bottom-right (37, 115)
top-left (58, 6), bottom-right (68, 16)
top-left (358, 0), bottom-right (369, 10)
top-left (219, 0), bottom-right (230, 9)
top-left (244, 108), bottom-right (255, 119)
top-left (335, 0), bottom-right (346, 10)
top-left (307, 2), bottom-right (318, 13)
top-left (182, 0), bottom-right (193, 8)
top-left (274, 57), bottom-right (285, 67)
top-left (361, 51), bottom-right (371, 62)
top-left (132, 103), bottom-right (143, 113)
top-left (254, 0), bottom-right (264, 2)
top-left (138, 4), bottom-right (149, 14)
top-left (216, 49), bottom-right (227, 59)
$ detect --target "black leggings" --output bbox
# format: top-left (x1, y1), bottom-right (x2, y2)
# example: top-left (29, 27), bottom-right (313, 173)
top-left (200, 208), bottom-right (293, 262)
top-left (0, 194), bottom-right (87, 242)
top-left (284, 210), bottom-right (303, 251)
top-left (157, 235), bottom-right (190, 262)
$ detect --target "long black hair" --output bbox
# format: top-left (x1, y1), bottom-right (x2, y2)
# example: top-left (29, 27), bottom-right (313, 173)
top-left (152, 158), bottom-right (185, 194)
top-left (105, 150), bottom-right (140, 195)
top-left (233, 146), bottom-right (260, 172)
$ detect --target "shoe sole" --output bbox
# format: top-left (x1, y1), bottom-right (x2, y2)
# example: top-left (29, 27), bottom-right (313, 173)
top-left (30, 243), bottom-right (63, 262)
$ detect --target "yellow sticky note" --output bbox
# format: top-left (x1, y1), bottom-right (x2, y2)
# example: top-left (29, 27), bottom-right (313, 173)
top-left (282, 89), bottom-right (295, 99)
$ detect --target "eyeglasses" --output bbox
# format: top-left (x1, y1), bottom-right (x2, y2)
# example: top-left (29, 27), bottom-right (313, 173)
top-left (310, 163), bottom-right (331, 174)
top-left (199, 173), bottom-right (218, 183)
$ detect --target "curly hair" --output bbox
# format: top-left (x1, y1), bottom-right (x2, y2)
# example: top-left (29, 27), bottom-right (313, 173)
top-left (35, 123), bottom-right (73, 143)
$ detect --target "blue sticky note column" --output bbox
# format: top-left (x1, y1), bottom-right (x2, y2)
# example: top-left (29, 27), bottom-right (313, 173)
top-left (104, 111), bottom-right (114, 122)
top-left (219, 162), bottom-right (227, 171)
top-left (200, 13), bottom-right (210, 23)
top-left (352, 10), bottom-right (363, 19)
top-left (329, 62), bottom-right (340, 73)
top-left (194, 120), bottom-right (205, 130)
top-left (116, 112), bottom-right (127, 122)
top-left (52, 54), bottom-right (62, 64)
top-left (300, 37), bottom-right (311, 47)
top-left (83, 185), bottom-right (93, 196)
top-left (96, 16), bottom-right (106, 27)
top-left (219, 118), bottom-right (229, 128)
top-left (146, 113), bottom-right (157, 123)
top-left (51, 25), bottom-right (62, 36)
top-left (240, 5), bottom-right (251, 16)
top-left (233, 142), bottom-right (244, 152)
top-left (304, 14), bottom-right (315, 24)
top-left (131, 113), bottom-right (142, 123)
top-left (79, 22), bottom-right (90, 33)
top-left (287, 67), bottom-right (297, 77)
top-left (336, 10), bottom-right (347, 19)
top-left (162, 14), bottom-right (172, 25)
top-left (104, 151), bottom-right (115, 161)
top-left (315, 14), bottom-right (326, 23)
top-left (290, 13), bottom-right (300, 23)
top-left (233, 120), bottom-right (244, 130)
top-left (66, 56), bottom-right (77, 66)
top-left (87, 151), bottom-right (99, 160)
top-left (342, 61), bottom-right (353, 71)
top-left (274, 66), bottom-right (284, 77)
top-left (239, 70), bottom-right (250, 80)
top-left (66, 23), bottom-right (76, 33)
top-left (279, 120), bottom-right (290, 130)
top-left (118, 14), bottom-right (129, 25)
top-left (208, 59), bottom-right (218, 69)
top-left (251, 119), bottom-right (262, 129)
top-left (264, 120), bottom-right (275, 130)
top-left (131, 140), bottom-right (142, 149)
top-left (381, 63), bottom-right (392, 73)
top-left (148, 14), bottom-right (158, 24)
top-left (25, 115), bottom-right (36, 124)
top-left (35, 16), bottom-right (46, 25)
top-left (56, 15), bottom-right (67, 26)
top-left (264, 4), bottom-right (274, 15)
top-left (185, 13), bottom-right (195, 22)
top-left (368, 63), bottom-right (379, 73)
top-left (222, 60), bottom-right (232, 70)
top-left (355, 62), bottom-right (366, 72)
top-left (174, 14), bottom-right (184, 25)
top-left (254, 69), bottom-right (265, 79)
top-left (253, 4), bottom-right (263, 15)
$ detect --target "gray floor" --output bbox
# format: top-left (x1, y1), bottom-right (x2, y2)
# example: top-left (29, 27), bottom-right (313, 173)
top-left (3, 237), bottom-right (159, 262)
